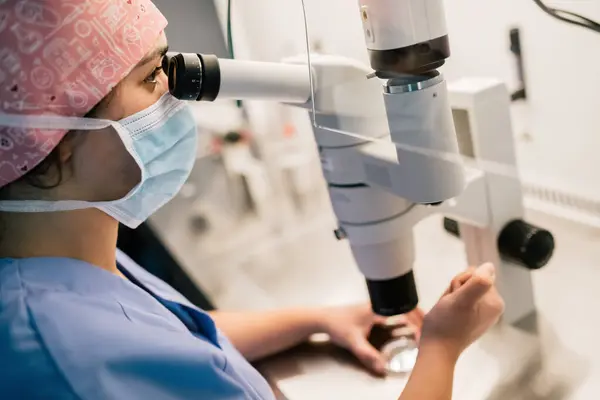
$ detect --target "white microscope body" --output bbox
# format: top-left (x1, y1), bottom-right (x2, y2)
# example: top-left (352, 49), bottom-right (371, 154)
top-left (164, 0), bottom-right (554, 324)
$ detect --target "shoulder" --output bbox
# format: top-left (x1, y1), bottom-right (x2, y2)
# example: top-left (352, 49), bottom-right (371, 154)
top-left (0, 258), bottom-right (256, 400)
top-left (31, 291), bottom-right (253, 399)
top-left (0, 259), bottom-right (78, 399)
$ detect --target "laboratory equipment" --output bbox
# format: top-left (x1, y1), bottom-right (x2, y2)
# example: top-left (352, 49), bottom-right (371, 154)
top-left (381, 336), bottom-right (419, 375)
top-left (162, 0), bottom-right (555, 322)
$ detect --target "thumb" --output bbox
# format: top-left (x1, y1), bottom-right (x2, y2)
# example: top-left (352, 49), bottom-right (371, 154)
top-left (454, 263), bottom-right (495, 306)
top-left (350, 335), bottom-right (387, 376)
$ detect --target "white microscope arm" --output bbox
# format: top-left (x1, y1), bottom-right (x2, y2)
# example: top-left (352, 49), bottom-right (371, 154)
top-left (164, 0), bottom-right (555, 321)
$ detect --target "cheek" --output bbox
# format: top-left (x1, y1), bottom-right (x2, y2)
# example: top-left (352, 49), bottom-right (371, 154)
top-left (74, 129), bottom-right (141, 201)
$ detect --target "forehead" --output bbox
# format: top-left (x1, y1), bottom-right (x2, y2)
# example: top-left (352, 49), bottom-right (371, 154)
top-left (130, 30), bottom-right (168, 71)
top-left (155, 31), bottom-right (168, 48)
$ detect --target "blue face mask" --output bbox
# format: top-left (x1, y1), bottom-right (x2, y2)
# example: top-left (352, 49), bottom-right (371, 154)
top-left (0, 93), bottom-right (198, 228)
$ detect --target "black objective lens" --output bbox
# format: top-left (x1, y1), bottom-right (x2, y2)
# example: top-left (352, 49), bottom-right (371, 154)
top-left (366, 271), bottom-right (419, 317)
top-left (165, 52), bottom-right (222, 102)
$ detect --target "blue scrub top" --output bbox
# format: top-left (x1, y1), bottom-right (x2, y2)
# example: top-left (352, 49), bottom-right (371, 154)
top-left (0, 250), bottom-right (275, 400)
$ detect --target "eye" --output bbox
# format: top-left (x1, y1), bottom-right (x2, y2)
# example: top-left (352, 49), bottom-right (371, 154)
top-left (144, 66), bottom-right (163, 84)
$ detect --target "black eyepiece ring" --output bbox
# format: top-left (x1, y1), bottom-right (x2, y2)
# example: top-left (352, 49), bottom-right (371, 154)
top-left (166, 52), bottom-right (202, 101)
top-left (166, 52), bottom-right (221, 102)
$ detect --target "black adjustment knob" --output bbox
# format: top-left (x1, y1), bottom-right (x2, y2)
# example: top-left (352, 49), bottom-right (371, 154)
top-left (498, 219), bottom-right (554, 270)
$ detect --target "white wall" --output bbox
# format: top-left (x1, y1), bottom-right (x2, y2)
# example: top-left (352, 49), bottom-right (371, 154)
top-left (214, 0), bottom-right (600, 200)
top-left (444, 0), bottom-right (600, 201)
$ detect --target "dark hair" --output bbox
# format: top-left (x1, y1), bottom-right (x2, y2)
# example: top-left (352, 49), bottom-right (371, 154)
top-left (22, 144), bottom-right (65, 190)
top-left (0, 93), bottom-right (115, 197)
top-left (0, 135), bottom-right (66, 201)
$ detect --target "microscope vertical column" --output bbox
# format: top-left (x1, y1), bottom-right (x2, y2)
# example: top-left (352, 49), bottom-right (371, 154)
top-left (448, 79), bottom-right (544, 324)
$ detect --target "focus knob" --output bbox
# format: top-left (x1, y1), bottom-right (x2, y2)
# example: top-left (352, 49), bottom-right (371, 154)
top-left (498, 219), bottom-right (554, 270)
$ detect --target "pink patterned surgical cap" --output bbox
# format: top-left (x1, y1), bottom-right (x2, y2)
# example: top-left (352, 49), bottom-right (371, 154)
top-left (0, 0), bottom-right (168, 188)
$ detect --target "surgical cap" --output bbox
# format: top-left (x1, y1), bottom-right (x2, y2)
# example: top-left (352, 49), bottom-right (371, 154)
top-left (0, 0), bottom-right (168, 188)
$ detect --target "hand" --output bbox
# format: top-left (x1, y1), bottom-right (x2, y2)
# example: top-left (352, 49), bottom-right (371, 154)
top-left (420, 263), bottom-right (505, 360)
top-left (403, 307), bottom-right (425, 339)
top-left (317, 304), bottom-right (423, 375)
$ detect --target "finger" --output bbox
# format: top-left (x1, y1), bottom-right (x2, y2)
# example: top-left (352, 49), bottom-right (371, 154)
top-left (450, 267), bottom-right (477, 293)
top-left (443, 271), bottom-right (471, 296)
top-left (391, 325), bottom-right (421, 343)
top-left (453, 263), bottom-right (496, 306)
top-left (453, 269), bottom-right (476, 291)
top-left (373, 314), bottom-right (391, 326)
top-left (379, 314), bottom-right (408, 327)
top-left (474, 262), bottom-right (496, 283)
top-left (391, 326), bottom-right (416, 338)
top-left (408, 309), bottom-right (424, 340)
top-left (406, 314), bottom-right (419, 329)
top-left (350, 336), bottom-right (387, 376)
top-left (405, 312), bottom-right (422, 330)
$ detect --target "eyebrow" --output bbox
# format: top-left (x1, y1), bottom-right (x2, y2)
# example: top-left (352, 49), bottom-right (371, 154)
top-left (135, 45), bottom-right (169, 68)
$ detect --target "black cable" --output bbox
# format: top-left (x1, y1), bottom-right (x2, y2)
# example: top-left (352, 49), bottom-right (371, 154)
top-left (553, 9), bottom-right (600, 29)
top-left (226, 0), bottom-right (234, 58)
top-left (532, 0), bottom-right (600, 33)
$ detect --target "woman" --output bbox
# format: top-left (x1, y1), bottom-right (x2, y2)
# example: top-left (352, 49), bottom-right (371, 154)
top-left (0, 1), bottom-right (504, 399)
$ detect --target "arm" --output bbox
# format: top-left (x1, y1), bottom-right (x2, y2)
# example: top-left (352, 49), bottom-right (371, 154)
top-left (209, 308), bottom-right (323, 362)
top-left (397, 263), bottom-right (505, 400)
top-left (210, 304), bottom-right (423, 374)
top-left (398, 341), bottom-right (458, 400)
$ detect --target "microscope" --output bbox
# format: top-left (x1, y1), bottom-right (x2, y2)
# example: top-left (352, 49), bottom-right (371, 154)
top-left (163, 0), bottom-right (555, 324)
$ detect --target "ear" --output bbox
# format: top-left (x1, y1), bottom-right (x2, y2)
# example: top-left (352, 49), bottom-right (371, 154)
top-left (52, 132), bottom-right (84, 185)
top-left (56, 132), bottom-right (80, 164)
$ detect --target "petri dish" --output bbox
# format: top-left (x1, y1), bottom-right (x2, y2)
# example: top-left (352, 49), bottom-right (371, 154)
top-left (381, 336), bottom-right (419, 375)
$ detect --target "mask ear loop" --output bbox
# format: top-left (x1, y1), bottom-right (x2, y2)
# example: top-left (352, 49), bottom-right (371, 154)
top-left (0, 112), bottom-right (112, 131)
top-left (0, 111), bottom-right (146, 183)
top-left (0, 113), bottom-right (146, 213)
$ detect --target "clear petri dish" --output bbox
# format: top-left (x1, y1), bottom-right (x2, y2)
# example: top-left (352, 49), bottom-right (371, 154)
top-left (381, 336), bottom-right (419, 375)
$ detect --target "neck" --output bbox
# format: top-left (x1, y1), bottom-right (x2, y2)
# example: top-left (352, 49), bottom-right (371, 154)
top-left (0, 209), bottom-right (121, 274)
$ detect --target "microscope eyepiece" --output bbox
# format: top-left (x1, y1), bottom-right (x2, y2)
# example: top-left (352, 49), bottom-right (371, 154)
top-left (164, 52), bottom-right (221, 102)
